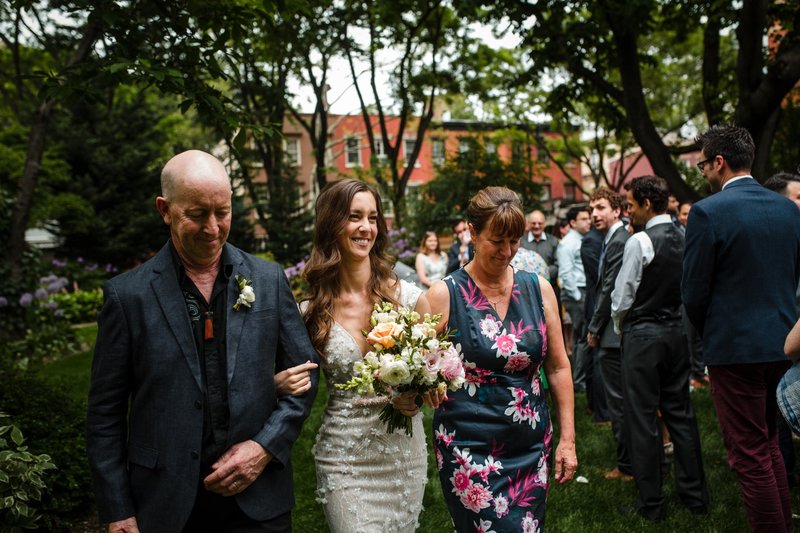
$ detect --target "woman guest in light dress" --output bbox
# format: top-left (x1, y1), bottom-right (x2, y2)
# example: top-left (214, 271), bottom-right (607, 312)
top-left (415, 230), bottom-right (448, 288)
top-left (296, 178), bottom-right (430, 532)
top-left (427, 187), bottom-right (577, 532)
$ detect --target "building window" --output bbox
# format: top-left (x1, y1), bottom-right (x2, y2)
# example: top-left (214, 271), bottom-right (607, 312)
top-left (284, 138), bottom-right (300, 167)
top-left (541, 184), bottom-right (551, 201)
top-left (431, 139), bottom-right (445, 165)
top-left (373, 138), bottom-right (386, 160)
top-left (404, 138), bottom-right (420, 167)
top-left (459, 137), bottom-right (477, 154)
top-left (536, 141), bottom-right (549, 164)
top-left (345, 137), bottom-right (361, 167)
top-left (563, 183), bottom-right (576, 200)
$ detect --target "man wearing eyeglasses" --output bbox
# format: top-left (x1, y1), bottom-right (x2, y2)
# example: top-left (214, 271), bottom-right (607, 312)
top-left (683, 125), bottom-right (800, 533)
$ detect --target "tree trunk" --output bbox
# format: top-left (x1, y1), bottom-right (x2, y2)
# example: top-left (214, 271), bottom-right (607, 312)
top-left (5, 14), bottom-right (101, 276)
top-left (608, 13), bottom-right (699, 201)
top-left (750, 106), bottom-right (782, 182)
top-left (7, 101), bottom-right (52, 276)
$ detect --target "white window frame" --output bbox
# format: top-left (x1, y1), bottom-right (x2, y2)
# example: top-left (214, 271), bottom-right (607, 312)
top-left (431, 138), bottom-right (445, 165)
top-left (373, 138), bottom-right (387, 160)
top-left (283, 137), bottom-right (301, 167)
top-left (404, 138), bottom-right (421, 168)
top-left (345, 137), bottom-right (362, 168)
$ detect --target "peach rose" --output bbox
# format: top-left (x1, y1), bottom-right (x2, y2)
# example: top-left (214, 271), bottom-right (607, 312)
top-left (366, 322), bottom-right (404, 349)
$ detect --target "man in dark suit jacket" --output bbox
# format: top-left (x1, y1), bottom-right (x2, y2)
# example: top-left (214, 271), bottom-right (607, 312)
top-left (580, 225), bottom-right (608, 423)
top-left (683, 125), bottom-right (800, 532)
top-left (586, 188), bottom-right (631, 480)
top-left (87, 150), bottom-right (319, 533)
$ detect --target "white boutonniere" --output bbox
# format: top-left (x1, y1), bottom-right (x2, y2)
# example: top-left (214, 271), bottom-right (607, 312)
top-left (233, 275), bottom-right (255, 311)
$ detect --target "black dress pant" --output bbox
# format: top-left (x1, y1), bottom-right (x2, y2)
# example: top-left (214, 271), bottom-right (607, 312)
top-left (598, 346), bottom-right (630, 473)
top-left (621, 320), bottom-right (708, 516)
top-left (182, 484), bottom-right (292, 533)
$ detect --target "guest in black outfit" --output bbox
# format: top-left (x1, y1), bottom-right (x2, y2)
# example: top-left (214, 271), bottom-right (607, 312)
top-left (612, 175), bottom-right (708, 522)
top-left (581, 225), bottom-right (609, 424)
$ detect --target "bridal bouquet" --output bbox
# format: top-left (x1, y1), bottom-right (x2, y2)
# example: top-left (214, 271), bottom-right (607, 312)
top-left (336, 302), bottom-right (465, 436)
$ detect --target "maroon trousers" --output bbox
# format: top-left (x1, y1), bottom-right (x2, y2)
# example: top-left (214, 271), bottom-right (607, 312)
top-left (708, 362), bottom-right (792, 533)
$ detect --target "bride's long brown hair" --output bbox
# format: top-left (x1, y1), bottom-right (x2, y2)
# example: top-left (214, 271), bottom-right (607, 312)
top-left (303, 179), bottom-right (398, 356)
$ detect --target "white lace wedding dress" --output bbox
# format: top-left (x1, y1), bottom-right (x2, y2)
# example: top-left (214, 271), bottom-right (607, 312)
top-left (312, 280), bottom-right (427, 533)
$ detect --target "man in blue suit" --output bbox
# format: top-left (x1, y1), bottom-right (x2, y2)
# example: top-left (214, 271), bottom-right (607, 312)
top-left (87, 150), bottom-right (319, 532)
top-left (683, 125), bottom-right (800, 533)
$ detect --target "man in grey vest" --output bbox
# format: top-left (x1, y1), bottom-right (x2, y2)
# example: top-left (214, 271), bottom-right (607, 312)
top-left (612, 175), bottom-right (708, 522)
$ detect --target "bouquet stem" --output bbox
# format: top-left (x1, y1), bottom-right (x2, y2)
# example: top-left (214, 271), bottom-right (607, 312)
top-left (379, 403), bottom-right (413, 436)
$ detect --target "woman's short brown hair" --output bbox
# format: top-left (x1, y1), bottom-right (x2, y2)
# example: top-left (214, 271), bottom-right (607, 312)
top-left (466, 186), bottom-right (525, 239)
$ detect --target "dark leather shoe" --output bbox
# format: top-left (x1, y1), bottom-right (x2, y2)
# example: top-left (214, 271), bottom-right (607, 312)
top-left (618, 504), bottom-right (666, 522)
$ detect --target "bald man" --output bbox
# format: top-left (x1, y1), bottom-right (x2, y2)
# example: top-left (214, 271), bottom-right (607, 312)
top-left (87, 150), bottom-right (319, 533)
top-left (521, 210), bottom-right (558, 283)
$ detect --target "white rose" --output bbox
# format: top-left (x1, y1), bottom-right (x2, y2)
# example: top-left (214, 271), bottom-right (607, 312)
top-left (241, 285), bottom-right (256, 303)
top-left (426, 338), bottom-right (440, 352)
top-left (379, 357), bottom-right (411, 386)
top-left (373, 310), bottom-right (399, 324)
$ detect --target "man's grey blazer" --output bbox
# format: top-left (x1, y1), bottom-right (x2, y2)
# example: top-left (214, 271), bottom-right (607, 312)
top-left (87, 242), bottom-right (319, 532)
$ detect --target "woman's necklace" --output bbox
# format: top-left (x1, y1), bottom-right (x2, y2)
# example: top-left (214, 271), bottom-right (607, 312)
top-left (484, 287), bottom-right (507, 308)
top-left (468, 265), bottom-right (509, 308)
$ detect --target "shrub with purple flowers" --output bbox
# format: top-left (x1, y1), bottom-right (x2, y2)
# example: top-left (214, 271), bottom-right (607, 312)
top-left (386, 226), bottom-right (418, 267)
top-left (48, 257), bottom-right (116, 291)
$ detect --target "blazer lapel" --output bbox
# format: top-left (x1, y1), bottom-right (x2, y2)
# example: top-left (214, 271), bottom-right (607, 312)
top-left (226, 246), bottom-right (249, 383)
top-left (150, 246), bottom-right (203, 390)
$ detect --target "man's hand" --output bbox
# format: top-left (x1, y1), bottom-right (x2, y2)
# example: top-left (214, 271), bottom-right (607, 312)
top-left (203, 440), bottom-right (272, 496)
top-left (108, 516), bottom-right (139, 533)
top-left (587, 332), bottom-right (599, 348)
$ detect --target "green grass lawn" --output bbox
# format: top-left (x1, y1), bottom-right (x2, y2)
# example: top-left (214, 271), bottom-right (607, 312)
top-left (43, 325), bottom-right (795, 531)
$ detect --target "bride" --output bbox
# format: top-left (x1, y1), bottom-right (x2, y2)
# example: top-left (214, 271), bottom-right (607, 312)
top-left (279, 178), bottom-right (430, 532)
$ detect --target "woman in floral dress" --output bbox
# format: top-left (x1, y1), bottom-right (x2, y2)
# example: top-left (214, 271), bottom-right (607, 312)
top-left (427, 187), bottom-right (577, 532)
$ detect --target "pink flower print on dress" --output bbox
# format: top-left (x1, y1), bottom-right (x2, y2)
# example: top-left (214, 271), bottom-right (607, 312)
top-left (484, 456), bottom-right (503, 476)
top-left (451, 465), bottom-right (472, 493)
top-left (521, 512), bottom-right (541, 533)
top-left (459, 279), bottom-right (493, 310)
top-left (435, 446), bottom-right (444, 470)
top-left (504, 353), bottom-right (532, 372)
top-left (492, 329), bottom-right (520, 358)
top-left (463, 361), bottom-right (493, 397)
top-left (453, 446), bottom-right (474, 468)
top-left (537, 318), bottom-right (547, 358)
top-left (459, 481), bottom-right (493, 513)
top-left (480, 315), bottom-right (503, 340)
top-left (493, 494), bottom-right (510, 518)
top-left (435, 424), bottom-right (455, 447)
top-left (475, 518), bottom-right (497, 533)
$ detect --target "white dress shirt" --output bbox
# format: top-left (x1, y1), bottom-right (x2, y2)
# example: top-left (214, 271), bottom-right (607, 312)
top-left (556, 228), bottom-right (586, 300)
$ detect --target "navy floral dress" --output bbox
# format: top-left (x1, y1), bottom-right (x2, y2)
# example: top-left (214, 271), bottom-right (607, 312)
top-left (434, 268), bottom-right (552, 533)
